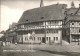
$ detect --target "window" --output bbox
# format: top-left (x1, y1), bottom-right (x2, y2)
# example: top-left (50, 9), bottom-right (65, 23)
top-left (72, 23), bottom-right (74, 25)
top-left (79, 29), bottom-right (80, 33)
top-left (18, 25), bottom-right (21, 28)
top-left (47, 30), bottom-right (50, 33)
top-left (49, 37), bottom-right (51, 40)
top-left (21, 37), bottom-right (23, 41)
top-left (26, 20), bottom-right (28, 21)
top-left (48, 21), bottom-right (51, 25)
top-left (64, 11), bottom-right (67, 15)
top-left (54, 30), bottom-right (56, 33)
top-left (47, 30), bottom-right (49, 33)
top-left (31, 38), bottom-right (33, 40)
top-left (47, 30), bottom-right (58, 33)
top-left (56, 37), bottom-right (58, 41)
top-left (71, 13), bottom-right (74, 15)
top-left (27, 37), bottom-right (28, 40)
top-left (54, 21), bottom-right (58, 25)
top-left (25, 37), bottom-right (26, 40)
top-left (25, 37), bottom-right (28, 40)
top-left (46, 37), bottom-right (48, 41)
top-left (34, 37), bottom-right (35, 40)
top-left (37, 37), bottom-right (39, 40)
top-left (38, 37), bottom-right (41, 40)
top-left (54, 30), bottom-right (58, 33)
top-left (54, 37), bottom-right (58, 41)
top-left (35, 30), bottom-right (44, 34)
top-left (41, 17), bottom-right (44, 19)
top-left (54, 21), bottom-right (57, 23)
top-left (54, 37), bottom-right (55, 41)
top-left (21, 25), bottom-right (24, 28)
top-left (38, 37), bottom-right (39, 40)
top-left (40, 37), bottom-right (41, 40)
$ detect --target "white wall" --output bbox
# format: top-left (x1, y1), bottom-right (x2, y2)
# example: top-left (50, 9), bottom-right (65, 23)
top-left (17, 30), bottom-right (62, 44)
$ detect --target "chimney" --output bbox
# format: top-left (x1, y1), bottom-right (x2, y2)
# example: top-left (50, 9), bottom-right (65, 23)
top-left (40, 0), bottom-right (44, 7)
top-left (71, 1), bottom-right (75, 8)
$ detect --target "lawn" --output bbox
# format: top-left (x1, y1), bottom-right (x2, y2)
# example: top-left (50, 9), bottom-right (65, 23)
top-left (0, 44), bottom-right (80, 56)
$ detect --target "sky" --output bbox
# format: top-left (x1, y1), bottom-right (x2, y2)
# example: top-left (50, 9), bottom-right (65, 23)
top-left (0, 0), bottom-right (80, 32)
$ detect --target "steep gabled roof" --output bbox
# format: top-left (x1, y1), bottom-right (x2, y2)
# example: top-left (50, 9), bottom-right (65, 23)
top-left (66, 15), bottom-right (80, 22)
top-left (66, 8), bottom-right (78, 15)
top-left (18, 4), bottom-right (67, 24)
top-left (76, 8), bottom-right (80, 15)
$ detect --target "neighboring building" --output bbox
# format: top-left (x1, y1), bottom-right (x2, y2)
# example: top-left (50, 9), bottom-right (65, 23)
top-left (0, 33), bottom-right (4, 41)
top-left (0, 31), bottom-right (6, 41)
top-left (16, 2), bottom-right (67, 44)
top-left (65, 2), bottom-right (80, 45)
top-left (5, 23), bottom-right (17, 43)
top-left (0, 33), bottom-right (4, 38)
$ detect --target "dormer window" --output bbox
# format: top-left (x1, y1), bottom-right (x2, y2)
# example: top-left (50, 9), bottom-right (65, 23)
top-left (71, 13), bottom-right (74, 15)
top-left (41, 17), bottom-right (44, 19)
top-left (72, 23), bottom-right (74, 25)
top-left (64, 11), bottom-right (67, 15)
top-left (26, 20), bottom-right (28, 21)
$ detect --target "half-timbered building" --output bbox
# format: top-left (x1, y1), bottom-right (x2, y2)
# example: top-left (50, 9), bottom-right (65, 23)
top-left (17, 1), bottom-right (67, 44)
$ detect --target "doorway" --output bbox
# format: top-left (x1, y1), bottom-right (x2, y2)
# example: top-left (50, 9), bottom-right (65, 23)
top-left (42, 37), bottom-right (45, 43)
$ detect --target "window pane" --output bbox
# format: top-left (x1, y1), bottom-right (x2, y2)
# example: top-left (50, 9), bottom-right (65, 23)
top-left (79, 29), bottom-right (80, 33)
top-left (56, 37), bottom-right (58, 41)
top-left (49, 37), bottom-right (51, 40)
top-left (25, 37), bottom-right (26, 40)
top-left (38, 37), bottom-right (39, 40)
top-left (47, 37), bottom-right (48, 41)
top-left (34, 37), bottom-right (35, 40)
top-left (72, 23), bottom-right (74, 25)
top-left (54, 37), bottom-right (55, 41)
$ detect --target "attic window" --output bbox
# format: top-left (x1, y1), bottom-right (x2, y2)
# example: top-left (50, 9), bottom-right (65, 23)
top-left (41, 17), bottom-right (44, 19)
top-left (72, 23), bottom-right (74, 25)
top-left (71, 13), bottom-right (74, 15)
top-left (26, 20), bottom-right (28, 21)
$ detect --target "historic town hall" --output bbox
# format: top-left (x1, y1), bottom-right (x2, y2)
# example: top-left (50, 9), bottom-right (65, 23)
top-left (2, 0), bottom-right (80, 45)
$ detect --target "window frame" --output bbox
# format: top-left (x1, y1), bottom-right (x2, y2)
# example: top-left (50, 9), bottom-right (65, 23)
top-left (56, 37), bottom-right (58, 41)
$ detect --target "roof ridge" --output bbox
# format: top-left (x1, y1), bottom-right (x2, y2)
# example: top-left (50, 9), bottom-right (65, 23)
top-left (18, 4), bottom-right (67, 24)
top-left (25, 4), bottom-right (67, 12)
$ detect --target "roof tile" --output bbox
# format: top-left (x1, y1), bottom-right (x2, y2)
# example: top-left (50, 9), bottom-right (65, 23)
top-left (18, 4), bottom-right (67, 24)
